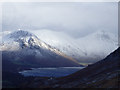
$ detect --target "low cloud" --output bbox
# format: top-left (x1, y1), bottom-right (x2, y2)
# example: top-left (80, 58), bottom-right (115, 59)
top-left (2, 2), bottom-right (118, 38)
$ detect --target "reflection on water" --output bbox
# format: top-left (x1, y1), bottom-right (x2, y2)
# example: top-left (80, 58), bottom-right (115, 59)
top-left (19, 67), bottom-right (84, 77)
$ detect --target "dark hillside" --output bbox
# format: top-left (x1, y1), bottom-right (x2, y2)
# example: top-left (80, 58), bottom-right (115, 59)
top-left (22, 47), bottom-right (119, 88)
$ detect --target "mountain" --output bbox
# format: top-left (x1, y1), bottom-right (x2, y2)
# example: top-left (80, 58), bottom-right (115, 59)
top-left (54, 47), bottom-right (119, 88)
top-left (1, 30), bottom-right (81, 71)
top-left (1, 30), bottom-right (117, 64)
top-left (23, 47), bottom-right (119, 88)
top-left (77, 30), bottom-right (118, 63)
top-left (31, 30), bottom-right (118, 63)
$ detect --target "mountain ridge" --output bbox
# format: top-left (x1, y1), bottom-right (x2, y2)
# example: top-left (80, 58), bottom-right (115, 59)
top-left (1, 29), bottom-right (118, 64)
top-left (1, 30), bottom-right (81, 69)
top-left (30, 29), bottom-right (118, 63)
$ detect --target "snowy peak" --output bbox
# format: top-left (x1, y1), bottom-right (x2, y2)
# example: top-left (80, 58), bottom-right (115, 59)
top-left (85, 30), bottom-right (117, 42)
top-left (1, 29), bottom-right (118, 64)
top-left (1, 30), bottom-right (80, 66)
top-left (2, 30), bottom-right (47, 49)
top-left (29, 30), bottom-right (117, 64)
top-left (8, 30), bottom-right (34, 39)
top-left (1, 30), bottom-right (43, 51)
top-left (5, 30), bottom-right (40, 43)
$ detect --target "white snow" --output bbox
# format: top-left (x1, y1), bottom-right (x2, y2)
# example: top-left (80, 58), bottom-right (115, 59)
top-left (0, 29), bottom-right (118, 63)
top-left (30, 29), bottom-right (118, 63)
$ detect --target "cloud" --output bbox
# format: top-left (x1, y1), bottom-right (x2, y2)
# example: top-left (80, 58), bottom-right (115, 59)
top-left (2, 2), bottom-right (118, 38)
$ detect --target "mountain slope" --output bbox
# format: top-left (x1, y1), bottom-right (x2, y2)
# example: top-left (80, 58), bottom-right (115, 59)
top-left (31, 29), bottom-right (118, 63)
top-left (23, 47), bottom-right (119, 88)
top-left (1, 30), bottom-right (81, 71)
top-left (52, 47), bottom-right (120, 88)
top-left (77, 30), bottom-right (118, 63)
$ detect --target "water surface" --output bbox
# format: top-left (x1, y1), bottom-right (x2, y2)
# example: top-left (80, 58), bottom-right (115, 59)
top-left (19, 67), bottom-right (84, 77)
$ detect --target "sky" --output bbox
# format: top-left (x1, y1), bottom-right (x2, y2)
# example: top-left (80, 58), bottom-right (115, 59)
top-left (2, 2), bottom-right (118, 38)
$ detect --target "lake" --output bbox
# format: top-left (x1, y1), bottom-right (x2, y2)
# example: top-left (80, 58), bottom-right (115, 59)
top-left (19, 67), bottom-right (84, 77)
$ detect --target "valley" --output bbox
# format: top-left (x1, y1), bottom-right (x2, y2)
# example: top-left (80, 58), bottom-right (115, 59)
top-left (1, 30), bottom-right (119, 88)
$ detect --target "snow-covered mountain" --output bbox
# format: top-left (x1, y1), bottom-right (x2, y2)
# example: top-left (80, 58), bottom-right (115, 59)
top-left (76, 30), bottom-right (118, 63)
top-left (30, 29), bottom-right (118, 63)
top-left (1, 30), bottom-right (81, 67)
top-left (1, 29), bottom-right (118, 64)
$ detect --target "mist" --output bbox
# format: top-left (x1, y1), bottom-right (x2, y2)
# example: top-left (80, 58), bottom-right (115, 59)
top-left (2, 2), bottom-right (118, 38)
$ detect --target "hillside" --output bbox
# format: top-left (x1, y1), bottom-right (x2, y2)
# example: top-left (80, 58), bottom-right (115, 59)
top-left (1, 30), bottom-right (81, 70)
top-left (22, 47), bottom-right (119, 88)
top-left (31, 30), bottom-right (118, 63)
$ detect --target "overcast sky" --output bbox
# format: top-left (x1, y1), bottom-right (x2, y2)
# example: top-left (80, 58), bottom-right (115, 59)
top-left (2, 2), bottom-right (118, 38)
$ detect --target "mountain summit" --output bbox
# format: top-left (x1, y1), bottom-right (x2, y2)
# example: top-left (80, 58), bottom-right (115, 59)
top-left (1, 30), bottom-right (81, 69)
